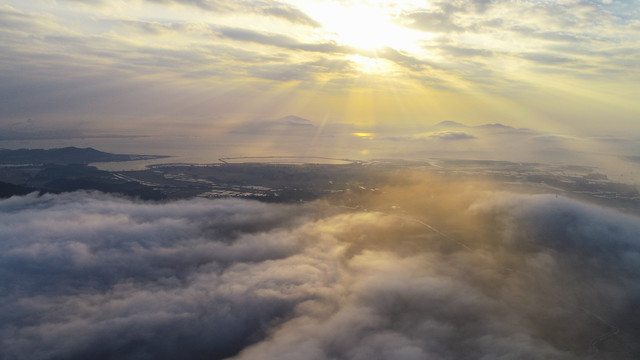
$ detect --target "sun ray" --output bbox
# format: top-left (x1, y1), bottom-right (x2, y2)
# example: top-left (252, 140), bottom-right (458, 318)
top-left (298, 1), bottom-right (425, 53)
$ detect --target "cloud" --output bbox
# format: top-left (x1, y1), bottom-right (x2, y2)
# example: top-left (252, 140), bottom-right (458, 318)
top-left (430, 44), bottom-right (495, 59)
top-left (257, 5), bottom-right (321, 28)
top-left (2, 0), bottom-right (639, 128)
top-left (0, 118), bottom-right (86, 140)
top-left (0, 192), bottom-right (324, 359)
top-left (531, 134), bottom-right (576, 143)
top-left (215, 26), bottom-right (347, 54)
top-left (521, 52), bottom-right (574, 65)
top-left (217, 27), bottom-right (298, 47)
top-left (426, 131), bottom-right (477, 141)
top-left (1, 175), bottom-right (639, 359)
top-left (404, 10), bottom-right (466, 33)
top-left (383, 130), bottom-right (478, 142)
top-left (142, 0), bottom-right (321, 28)
top-left (65, 0), bottom-right (321, 28)
top-left (624, 156), bottom-right (640, 164)
top-left (368, 47), bottom-right (435, 71)
top-left (118, 20), bottom-right (208, 36)
top-left (145, 0), bottom-right (233, 11)
top-left (0, 5), bottom-right (65, 36)
top-left (230, 115), bottom-right (317, 134)
top-left (398, 0), bottom-right (640, 86)
top-left (214, 27), bottom-right (436, 74)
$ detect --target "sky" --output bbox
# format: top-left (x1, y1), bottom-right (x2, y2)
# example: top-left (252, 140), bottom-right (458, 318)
top-left (1, 0), bottom-right (640, 167)
top-left (3, 3), bottom-right (640, 357)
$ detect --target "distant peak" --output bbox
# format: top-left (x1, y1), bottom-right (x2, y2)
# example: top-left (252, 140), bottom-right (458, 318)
top-left (279, 115), bottom-right (310, 121)
top-left (477, 123), bottom-right (513, 129)
top-left (276, 115), bottom-right (314, 126)
top-left (55, 146), bottom-right (101, 152)
top-left (432, 121), bottom-right (468, 128)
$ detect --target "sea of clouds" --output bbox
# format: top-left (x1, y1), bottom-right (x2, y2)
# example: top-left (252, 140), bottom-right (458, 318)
top-left (1, 177), bottom-right (639, 359)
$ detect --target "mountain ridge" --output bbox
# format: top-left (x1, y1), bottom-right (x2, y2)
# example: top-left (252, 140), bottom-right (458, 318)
top-left (0, 147), bottom-right (168, 165)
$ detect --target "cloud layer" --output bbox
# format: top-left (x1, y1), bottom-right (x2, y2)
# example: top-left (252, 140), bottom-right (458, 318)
top-left (1, 178), bottom-right (639, 359)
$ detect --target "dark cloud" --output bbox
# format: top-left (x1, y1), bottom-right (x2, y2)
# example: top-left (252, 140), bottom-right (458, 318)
top-left (1, 175), bottom-right (639, 359)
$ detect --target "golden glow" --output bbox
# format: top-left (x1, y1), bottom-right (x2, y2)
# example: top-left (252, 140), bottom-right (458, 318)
top-left (4, 0), bottom-right (640, 148)
top-left (299, 1), bottom-right (423, 52)
top-left (348, 55), bottom-right (391, 73)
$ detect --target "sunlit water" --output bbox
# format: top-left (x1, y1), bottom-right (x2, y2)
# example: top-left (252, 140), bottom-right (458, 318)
top-left (1, 133), bottom-right (639, 183)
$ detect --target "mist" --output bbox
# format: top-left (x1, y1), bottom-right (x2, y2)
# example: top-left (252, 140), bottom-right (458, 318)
top-left (1, 175), bottom-right (639, 359)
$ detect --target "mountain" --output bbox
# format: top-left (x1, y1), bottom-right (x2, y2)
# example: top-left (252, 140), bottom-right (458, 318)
top-left (0, 181), bottom-right (37, 198)
top-left (431, 121), bottom-right (469, 129)
top-left (230, 115), bottom-right (316, 134)
top-left (0, 147), bottom-right (167, 165)
top-left (476, 123), bottom-right (514, 130)
top-left (0, 163), bottom-right (166, 201)
top-left (278, 115), bottom-right (315, 127)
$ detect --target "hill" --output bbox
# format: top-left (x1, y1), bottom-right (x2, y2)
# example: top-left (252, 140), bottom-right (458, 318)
top-left (0, 147), bottom-right (166, 165)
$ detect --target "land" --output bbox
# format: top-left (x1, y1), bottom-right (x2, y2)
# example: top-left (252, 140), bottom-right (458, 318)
top-left (0, 147), bottom-right (169, 200)
top-left (0, 146), bottom-right (168, 165)
top-left (0, 148), bottom-right (638, 214)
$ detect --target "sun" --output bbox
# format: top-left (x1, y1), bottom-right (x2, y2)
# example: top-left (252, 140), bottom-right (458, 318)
top-left (299, 1), bottom-right (423, 52)
top-left (347, 55), bottom-right (393, 73)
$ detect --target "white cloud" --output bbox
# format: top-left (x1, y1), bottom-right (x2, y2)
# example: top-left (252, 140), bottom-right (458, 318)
top-left (1, 183), bottom-right (639, 359)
